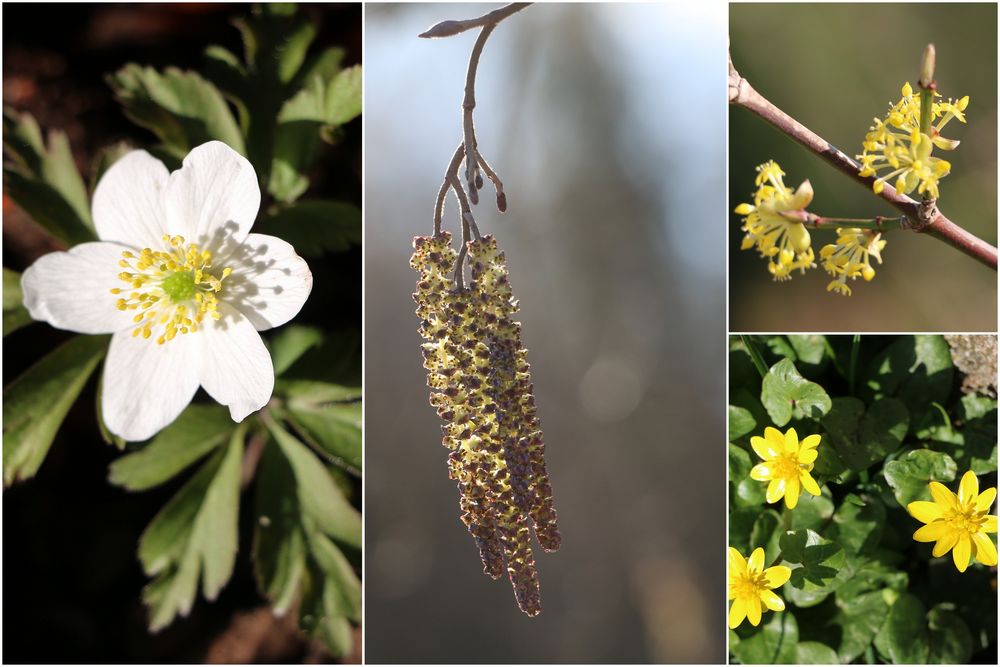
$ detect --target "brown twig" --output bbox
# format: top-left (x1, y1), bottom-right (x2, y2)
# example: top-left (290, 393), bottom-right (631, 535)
top-left (426, 3), bottom-right (525, 275)
top-left (418, 2), bottom-right (531, 39)
top-left (728, 55), bottom-right (997, 270)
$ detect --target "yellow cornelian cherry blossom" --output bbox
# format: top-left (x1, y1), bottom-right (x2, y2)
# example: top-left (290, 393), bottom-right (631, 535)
top-left (735, 160), bottom-right (816, 281)
top-left (857, 82), bottom-right (969, 198)
top-left (749, 426), bottom-right (822, 509)
top-left (820, 227), bottom-right (887, 296)
top-left (907, 470), bottom-right (998, 573)
top-left (21, 141), bottom-right (312, 442)
top-left (728, 546), bottom-right (791, 629)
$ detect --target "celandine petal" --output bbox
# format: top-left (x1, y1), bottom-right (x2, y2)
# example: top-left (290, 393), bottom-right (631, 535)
top-left (750, 435), bottom-right (779, 461)
top-left (728, 547), bottom-right (748, 575)
top-left (102, 330), bottom-right (201, 441)
top-left (766, 478), bottom-right (786, 504)
top-left (759, 589), bottom-right (785, 612)
top-left (783, 427), bottom-right (799, 452)
top-left (929, 481), bottom-right (957, 508)
top-left (746, 595), bottom-right (762, 626)
top-left (165, 141), bottom-right (260, 256)
top-left (222, 233), bottom-right (313, 330)
top-left (748, 548), bottom-right (765, 574)
top-left (952, 534), bottom-right (971, 572)
top-left (764, 565), bottom-right (791, 588)
top-left (958, 470), bottom-right (979, 505)
top-left (800, 471), bottom-right (821, 497)
top-left (798, 448), bottom-right (818, 464)
top-left (932, 530), bottom-right (958, 558)
top-left (92, 150), bottom-right (170, 248)
top-left (21, 242), bottom-right (137, 334)
top-left (983, 515), bottom-right (998, 533)
top-left (750, 462), bottom-right (774, 481)
top-left (971, 531), bottom-right (998, 566)
top-left (913, 522), bottom-right (948, 543)
top-left (197, 302), bottom-right (274, 422)
top-left (975, 487), bottom-right (997, 513)
top-left (728, 598), bottom-right (747, 629)
top-left (907, 501), bottom-right (944, 524)
top-left (784, 477), bottom-right (800, 509)
top-left (800, 434), bottom-right (822, 450)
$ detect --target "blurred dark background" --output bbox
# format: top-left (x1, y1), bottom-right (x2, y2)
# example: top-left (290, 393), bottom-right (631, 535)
top-left (365, 3), bottom-right (726, 663)
top-left (2, 3), bottom-right (360, 662)
top-left (730, 3), bottom-right (998, 331)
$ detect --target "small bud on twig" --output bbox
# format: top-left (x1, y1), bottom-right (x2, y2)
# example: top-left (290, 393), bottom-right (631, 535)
top-left (919, 43), bottom-right (936, 89)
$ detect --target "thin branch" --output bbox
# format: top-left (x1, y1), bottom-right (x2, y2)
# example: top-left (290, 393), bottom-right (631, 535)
top-left (419, 2), bottom-right (531, 39)
top-left (729, 55), bottom-right (997, 270)
top-left (434, 146), bottom-right (466, 235)
top-left (462, 22), bottom-right (498, 203)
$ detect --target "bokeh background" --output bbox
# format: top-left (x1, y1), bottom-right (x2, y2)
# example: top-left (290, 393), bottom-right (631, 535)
top-left (3, 4), bottom-right (361, 662)
top-left (730, 3), bottom-right (998, 332)
top-left (365, 3), bottom-right (726, 662)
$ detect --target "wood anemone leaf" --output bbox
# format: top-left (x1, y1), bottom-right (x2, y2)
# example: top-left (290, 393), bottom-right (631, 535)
top-left (139, 427), bottom-right (244, 632)
top-left (761, 358), bottom-right (832, 426)
top-left (3, 267), bottom-right (33, 337)
top-left (3, 108), bottom-right (96, 246)
top-left (257, 200), bottom-right (361, 257)
top-left (108, 403), bottom-right (235, 491)
top-left (106, 64), bottom-right (246, 161)
top-left (3, 334), bottom-right (108, 486)
top-left (264, 416), bottom-right (361, 549)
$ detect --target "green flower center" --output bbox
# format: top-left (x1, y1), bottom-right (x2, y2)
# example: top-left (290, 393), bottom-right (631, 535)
top-left (161, 271), bottom-right (197, 303)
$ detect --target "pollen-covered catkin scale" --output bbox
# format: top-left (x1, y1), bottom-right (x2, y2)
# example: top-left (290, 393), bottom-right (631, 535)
top-left (411, 231), bottom-right (560, 617)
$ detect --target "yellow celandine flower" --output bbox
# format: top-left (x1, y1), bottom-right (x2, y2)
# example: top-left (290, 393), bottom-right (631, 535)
top-left (728, 547), bottom-right (791, 629)
top-left (857, 82), bottom-right (969, 198)
top-left (907, 470), bottom-right (998, 573)
top-left (735, 160), bottom-right (816, 281)
top-left (820, 227), bottom-right (887, 296)
top-left (749, 427), bottom-right (822, 509)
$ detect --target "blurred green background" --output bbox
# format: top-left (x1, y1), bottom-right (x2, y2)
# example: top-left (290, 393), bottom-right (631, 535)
top-left (730, 3), bottom-right (997, 331)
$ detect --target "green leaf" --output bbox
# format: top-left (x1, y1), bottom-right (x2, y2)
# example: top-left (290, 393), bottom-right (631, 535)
top-left (927, 605), bottom-right (973, 663)
top-left (786, 335), bottom-right (828, 366)
top-left (875, 593), bottom-right (929, 664)
top-left (3, 268), bottom-right (33, 336)
top-left (795, 641), bottom-right (838, 664)
top-left (883, 449), bottom-right (957, 507)
top-left (265, 416), bottom-right (361, 549)
top-left (821, 397), bottom-right (908, 472)
top-left (734, 476), bottom-right (767, 508)
top-left (780, 529), bottom-right (848, 606)
top-left (108, 404), bottom-right (235, 491)
top-left (285, 402), bottom-right (361, 473)
top-left (140, 427), bottom-right (244, 631)
top-left (3, 334), bottom-right (108, 485)
top-left (305, 525), bottom-right (361, 622)
top-left (257, 200), bottom-right (361, 256)
top-left (254, 438), bottom-right (308, 615)
top-left (3, 108), bottom-right (95, 245)
top-left (863, 335), bottom-right (954, 419)
top-left (788, 490), bottom-right (834, 532)
top-left (269, 65), bottom-right (362, 202)
top-left (731, 611), bottom-right (799, 664)
top-left (750, 509), bottom-right (782, 565)
top-left (830, 589), bottom-right (889, 663)
top-left (270, 324), bottom-right (326, 376)
top-left (761, 358), bottom-right (831, 426)
top-left (827, 494), bottom-right (886, 555)
top-left (729, 405), bottom-right (756, 441)
top-left (728, 443), bottom-right (752, 484)
top-left (107, 64), bottom-right (245, 160)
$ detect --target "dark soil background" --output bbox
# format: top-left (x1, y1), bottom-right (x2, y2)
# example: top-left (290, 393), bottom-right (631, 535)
top-left (2, 3), bottom-right (361, 662)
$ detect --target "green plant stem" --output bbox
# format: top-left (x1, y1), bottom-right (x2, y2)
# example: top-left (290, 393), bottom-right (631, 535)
top-left (741, 335), bottom-right (768, 379)
top-left (849, 334), bottom-right (860, 395)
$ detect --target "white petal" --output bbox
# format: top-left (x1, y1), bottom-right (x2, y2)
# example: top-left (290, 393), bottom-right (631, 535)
top-left (222, 233), bottom-right (313, 330)
top-left (198, 302), bottom-right (274, 422)
top-left (21, 242), bottom-right (138, 334)
top-left (92, 150), bottom-right (170, 248)
top-left (165, 141), bottom-right (260, 257)
top-left (102, 330), bottom-right (202, 441)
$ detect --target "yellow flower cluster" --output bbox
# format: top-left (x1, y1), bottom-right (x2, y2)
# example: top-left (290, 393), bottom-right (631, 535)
top-left (857, 82), bottom-right (969, 199)
top-left (411, 232), bottom-right (560, 617)
top-left (820, 228), bottom-right (887, 296)
top-left (736, 161), bottom-right (887, 296)
top-left (736, 160), bottom-right (816, 281)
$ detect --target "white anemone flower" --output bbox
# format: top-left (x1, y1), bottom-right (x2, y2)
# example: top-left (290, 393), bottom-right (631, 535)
top-left (21, 141), bottom-right (312, 441)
